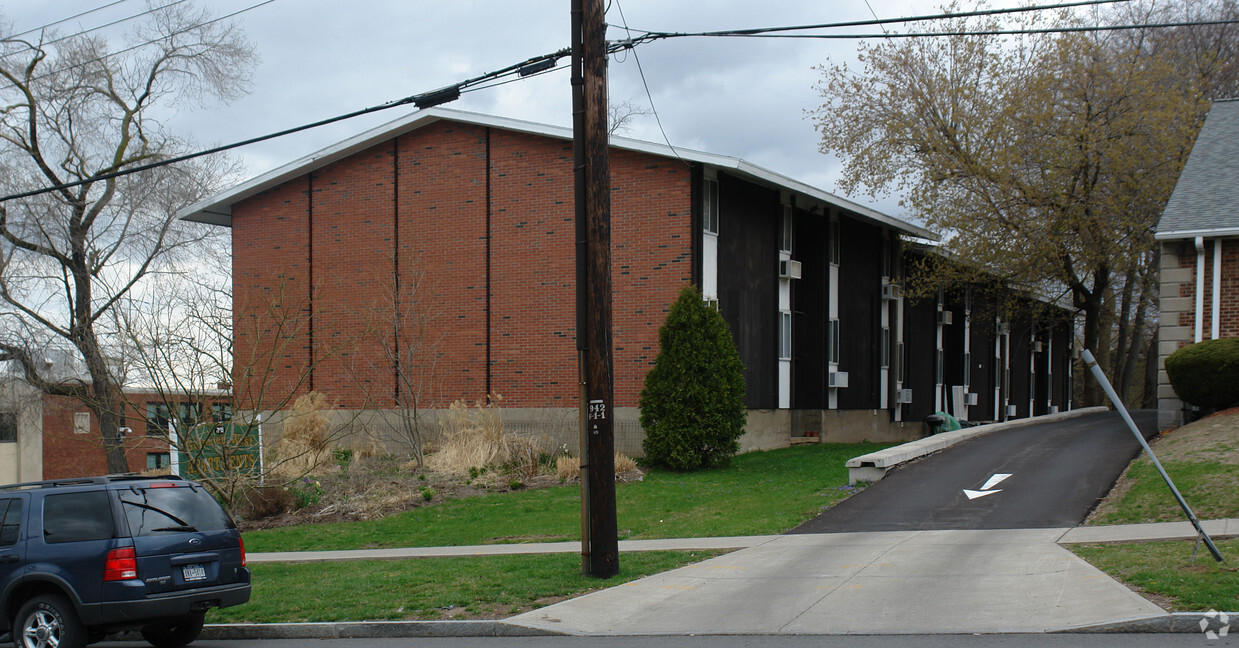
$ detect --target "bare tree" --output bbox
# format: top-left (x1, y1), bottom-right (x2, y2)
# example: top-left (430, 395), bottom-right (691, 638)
top-left (608, 99), bottom-right (652, 136)
top-left (348, 262), bottom-right (444, 470)
top-left (0, 3), bottom-right (255, 473)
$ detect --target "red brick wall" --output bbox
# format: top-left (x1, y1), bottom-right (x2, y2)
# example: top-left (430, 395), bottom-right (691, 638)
top-left (310, 144), bottom-right (398, 406)
top-left (230, 119), bottom-right (694, 411)
top-left (1176, 238), bottom-right (1239, 344)
top-left (396, 123), bottom-right (490, 406)
top-left (233, 179), bottom-right (313, 411)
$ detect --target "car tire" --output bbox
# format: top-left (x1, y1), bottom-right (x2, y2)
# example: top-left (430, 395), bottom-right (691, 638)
top-left (139, 612), bottom-right (205, 648)
top-left (14, 594), bottom-right (87, 648)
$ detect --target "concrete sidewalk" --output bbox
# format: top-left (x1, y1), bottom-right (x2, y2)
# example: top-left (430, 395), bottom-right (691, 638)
top-left (507, 528), bottom-right (1164, 635)
top-left (235, 519), bottom-right (1236, 638)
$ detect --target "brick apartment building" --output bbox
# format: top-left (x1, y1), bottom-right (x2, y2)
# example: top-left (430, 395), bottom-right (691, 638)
top-left (1156, 99), bottom-right (1239, 429)
top-left (0, 375), bottom-right (229, 484)
top-left (180, 108), bottom-right (1077, 454)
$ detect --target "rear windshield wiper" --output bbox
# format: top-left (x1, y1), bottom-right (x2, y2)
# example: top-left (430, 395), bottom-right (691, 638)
top-left (148, 525), bottom-right (199, 533)
top-left (120, 499), bottom-right (192, 529)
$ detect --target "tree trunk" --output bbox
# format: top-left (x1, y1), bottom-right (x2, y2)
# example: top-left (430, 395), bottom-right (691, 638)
top-left (1142, 325), bottom-right (1159, 410)
top-left (81, 338), bottom-right (130, 474)
top-left (1120, 276), bottom-right (1152, 406)
top-left (1112, 266), bottom-right (1137, 387)
top-left (1077, 268), bottom-right (1111, 408)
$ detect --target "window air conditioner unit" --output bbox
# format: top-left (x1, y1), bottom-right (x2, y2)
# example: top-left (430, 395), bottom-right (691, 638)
top-left (881, 283), bottom-right (902, 300)
top-left (704, 297), bottom-right (719, 310)
top-left (1049, 405), bottom-right (1059, 414)
top-left (1032, 341), bottom-right (1044, 353)
top-left (895, 388), bottom-right (913, 404)
top-left (1007, 404), bottom-right (1018, 417)
top-left (937, 311), bottom-right (953, 326)
top-left (996, 322), bottom-right (1010, 335)
top-left (827, 371), bottom-right (849, 389)
top-left (778, 259), bottom-right (803, 280)
top-left (964, 392), bottom-right (978, 406)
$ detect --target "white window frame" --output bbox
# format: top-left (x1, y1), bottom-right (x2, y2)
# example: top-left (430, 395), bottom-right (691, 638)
top-left (703, 178), bottom-right (720, 234)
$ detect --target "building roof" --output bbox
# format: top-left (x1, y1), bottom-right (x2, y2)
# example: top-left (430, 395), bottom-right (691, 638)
top-left (178, 107), bottom-right (935, 240)
top-left (1156, 99), bottom-right (1239, 241)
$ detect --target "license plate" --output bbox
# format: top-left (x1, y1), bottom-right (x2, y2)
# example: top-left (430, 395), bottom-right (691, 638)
top-left (182, 564), bottom-right (207, 581)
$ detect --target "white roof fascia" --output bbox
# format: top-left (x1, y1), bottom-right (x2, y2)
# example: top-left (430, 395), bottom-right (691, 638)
top-left (179, 107), bottom-right (935, 240)
top-left (1155, 226), bottom-right (1239, 241)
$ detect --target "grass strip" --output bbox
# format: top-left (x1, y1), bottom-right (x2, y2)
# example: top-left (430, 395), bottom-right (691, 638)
top-left (1071, 538), bottom-right (1239, 612)
top-left (244, 443), bottom-right (885, 553)
top-left (1089, 460), bottom-right (1239, 525)
top-left (210, 550), bottom-right (720, 623)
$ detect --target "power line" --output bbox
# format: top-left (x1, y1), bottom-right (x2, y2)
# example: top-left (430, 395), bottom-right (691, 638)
top-left (3, 0), bottom-right (191, 60)
top-left (654, 19), bottom-right (1239, 40)
top-left (0, 46), bottom-right (572, 204)
top-left (0, 0), bottom-right (274, 93)
top-left (8, 0), bottom-right (134, 39)
top-left (616, 0), bottom-right (1130, 41)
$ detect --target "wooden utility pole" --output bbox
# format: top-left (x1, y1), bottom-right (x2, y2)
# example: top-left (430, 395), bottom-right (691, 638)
top-left (571, 0), bottom-right (618, 578)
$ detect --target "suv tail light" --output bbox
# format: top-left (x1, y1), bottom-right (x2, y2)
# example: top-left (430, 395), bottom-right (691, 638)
top-left (240, 537), bottom-right (247, 567)
top-left (104, 547), bottom-right (138, 581)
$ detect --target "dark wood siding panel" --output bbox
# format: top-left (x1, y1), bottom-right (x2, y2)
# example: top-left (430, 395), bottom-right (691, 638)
top-left (968, 313), bottom-right (996, 421)
top-left (1008, 319), bottom-right (1032, 419)
top-left (837, 219), bottom-right (882, 410)
top-left (903, 296), bottom-right (938, 421)
top-left (792, 211), bottom-right (827, 409)
top-left (942, 295), bottom-right (968, 403)
top-left (717, 174), bottom-right (779, 409)
top-left (1052, 318), bottom-right (1072, 410)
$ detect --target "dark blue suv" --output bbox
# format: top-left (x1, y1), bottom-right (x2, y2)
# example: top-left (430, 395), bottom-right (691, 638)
top-left (0, 475), bottom-right (250, 648)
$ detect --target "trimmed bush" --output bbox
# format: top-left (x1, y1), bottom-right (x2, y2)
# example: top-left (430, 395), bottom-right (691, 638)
top-left (1164, 338), bottom-right (1239, 410)
top-left (639, 286), bottom-right (747, 471)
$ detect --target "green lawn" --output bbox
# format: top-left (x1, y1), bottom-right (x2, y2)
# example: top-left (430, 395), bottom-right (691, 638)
top-left (1089, 460), bottom-right (1239, 526)
top-left (1072, 538), bottom-right (1239, 612)
top-left (212, 551), bottom-right (719, 623)
top-left (244, 442), bottom-right (885, 553)
top-left (1072, 411), bottom-right (1239, 612)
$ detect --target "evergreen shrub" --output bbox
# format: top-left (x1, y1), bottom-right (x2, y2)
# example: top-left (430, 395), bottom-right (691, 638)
top-left (1164, 337), bottom-right (1239, 410)
top-left (639, 286), bottom-right (747, 470)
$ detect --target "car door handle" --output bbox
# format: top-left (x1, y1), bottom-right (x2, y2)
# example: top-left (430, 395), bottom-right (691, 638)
top-left (0, 555), bottom-right (18, 564)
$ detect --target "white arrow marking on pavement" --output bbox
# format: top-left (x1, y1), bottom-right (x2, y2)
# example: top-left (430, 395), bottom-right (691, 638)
top-left (981, 473), bottom-right (1012, 490)
top-left (963, 473), bottom-right (1013, 499)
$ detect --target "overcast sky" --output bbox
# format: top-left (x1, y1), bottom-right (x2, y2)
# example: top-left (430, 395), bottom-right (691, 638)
top-left (4, 0), bottom-right (1050, 222)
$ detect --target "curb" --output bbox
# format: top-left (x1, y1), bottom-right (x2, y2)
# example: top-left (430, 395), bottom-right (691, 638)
top-left (107, 620), bottom-right (565, 642)
top-left (1058, 612), bottom-right (1236, 634)
top-left (846, 407), bottom-right (1109, 484)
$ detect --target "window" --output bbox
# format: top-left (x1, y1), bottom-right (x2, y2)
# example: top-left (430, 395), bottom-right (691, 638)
top-left (211, 402), bottom-right (232, 423)
top-left (829, 219), bottom-right (841, 266)
top-left (0, 499), bottom-right (21, 546)
top-left (964, 352), bottom-right (972, 387)
top-left (827, 319), bottom-right (840, 364)
top-left (43, 491), bottom-right (114, 543)
top-left (779, 311), bottom-right (792, 360)
top-left (146, 402), bottom-right (171, 436)
top-left (73, 412), bottom-right (90, 435)
top-left (147, 453), bottom-right (171, 471)
top-left (880, 327), bottom-right (891, 368)
top-left (177, 403), bottom-right (201, 429)
top-left (780, 206), bottom-right (793, 252)
top-left (0, 412), bottom-right (15, 443)
top-left (703, 178), bottom-right (720, 234)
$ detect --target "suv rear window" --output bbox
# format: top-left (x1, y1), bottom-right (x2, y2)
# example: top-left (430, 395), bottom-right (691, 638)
top-left (119, 485), bottom-right (233, 535)
top-left (44, 491), bottom-right (115, 543)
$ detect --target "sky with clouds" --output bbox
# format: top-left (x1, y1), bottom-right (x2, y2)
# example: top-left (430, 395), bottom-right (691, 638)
top-left (4, 0), bottom-right (1052, 222)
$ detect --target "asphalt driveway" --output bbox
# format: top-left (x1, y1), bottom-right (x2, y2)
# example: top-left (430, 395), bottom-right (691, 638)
top-left (791, 410), bottom-right (1159, 533)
